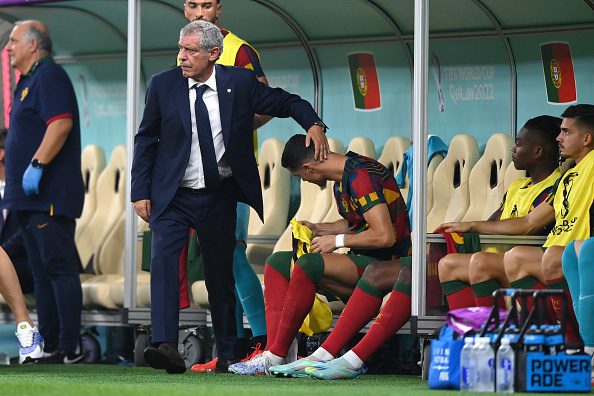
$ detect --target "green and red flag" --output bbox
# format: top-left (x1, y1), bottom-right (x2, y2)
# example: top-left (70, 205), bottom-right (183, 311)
top-left (347, 52), bottom-right (381, 111)
top-left (540, 42), bottom-right (577, 104)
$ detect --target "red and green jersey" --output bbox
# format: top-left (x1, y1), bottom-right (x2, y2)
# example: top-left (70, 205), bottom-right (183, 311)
top-left (334, 152), bottom-right (411, 260)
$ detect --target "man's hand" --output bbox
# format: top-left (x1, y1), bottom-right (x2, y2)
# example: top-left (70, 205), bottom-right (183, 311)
top-left (434, 221), bottom-right (473, 233)
top-left (134, 199), bottom-right (152, 222)
top-left (300, 220), bottom-right (319, 236)
top-left (311, 235), bottom-right (338, 253)
top-left (22, 164), bottom-right (43, 196)
top-left (305, 124), bottom-right (329, 161)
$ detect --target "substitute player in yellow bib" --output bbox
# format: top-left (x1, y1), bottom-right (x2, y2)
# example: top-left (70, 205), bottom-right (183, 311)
top-left (440, 104), bottom-right (594, 346)
top-left (436, 116), bottom-right (561, 309)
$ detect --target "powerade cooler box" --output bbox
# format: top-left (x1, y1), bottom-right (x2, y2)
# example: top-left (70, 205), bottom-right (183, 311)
top-left (481, 289), bottom-right (591, 393)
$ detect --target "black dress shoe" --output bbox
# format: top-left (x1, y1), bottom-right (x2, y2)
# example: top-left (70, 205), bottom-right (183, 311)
top-left (144, 343), bottom-right (186, 374)
top-left (215, 357), bottom-right (240, 373)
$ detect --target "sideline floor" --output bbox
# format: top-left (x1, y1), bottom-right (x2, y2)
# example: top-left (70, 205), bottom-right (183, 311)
top-left (0, 364), bottom-right (587, 396)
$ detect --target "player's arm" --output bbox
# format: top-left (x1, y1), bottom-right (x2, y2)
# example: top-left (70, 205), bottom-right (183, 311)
top-left (236, 44), bottom-right (272, 129)
top-left (436, 200), bottom-right (555, 235)
top-left (311, 203), bottom-right (394, 253)
top-left (301, 219), bottom-right (349, 237)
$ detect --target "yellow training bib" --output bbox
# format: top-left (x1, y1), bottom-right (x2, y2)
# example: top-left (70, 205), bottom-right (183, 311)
top-left (500, 169), bottom-right (561, 220)
top-left (545, 150), bottom-right (594, 247)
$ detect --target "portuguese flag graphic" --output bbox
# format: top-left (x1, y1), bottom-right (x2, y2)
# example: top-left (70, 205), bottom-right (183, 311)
top-left (348, 52), bottom-right (381, 111)
top-left (540, 42), bottom-right (577, 104)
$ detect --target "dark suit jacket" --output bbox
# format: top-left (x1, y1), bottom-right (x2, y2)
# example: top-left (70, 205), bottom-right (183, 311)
top-left (131, 64), bottom-right (321, 222)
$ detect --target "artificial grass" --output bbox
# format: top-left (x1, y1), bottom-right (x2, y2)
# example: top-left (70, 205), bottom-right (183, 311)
top-left (0, 364), bottom-right (588, 396)
top-left (0, 365), bottom-right (422, 396)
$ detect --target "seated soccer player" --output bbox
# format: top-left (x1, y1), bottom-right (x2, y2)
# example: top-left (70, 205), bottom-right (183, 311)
top-left (0, 247), bottom-right (44, 363)
top-left (229, 134), bottom-right (411, 375)
top-left (270, 258), bottom-right (412, 379)
top-left (439, 104), bottom-right (594, 346)
top-left (562, 237), bottom-right (594, 382)
top-left (437, 116), bottom-right (561, 309)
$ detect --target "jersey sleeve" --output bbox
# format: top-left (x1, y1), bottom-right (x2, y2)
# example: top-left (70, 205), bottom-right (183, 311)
top-left (235, 44), bottom-right (265, 78)
top-left (347, 164), bottom-right (388, 214)
top-left (38, 68), bottom-right (76, 124)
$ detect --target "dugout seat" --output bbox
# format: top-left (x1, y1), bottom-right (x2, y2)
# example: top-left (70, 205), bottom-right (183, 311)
top-left (504, 161), bottom-right (527, 191)
top-left (347, 136), bottom-right (376, 158)
top-left (80, 145), bottom-right (126, 308)
top-left (75, 145), bottom-right (106, 271)
top-left (378, 136), bottom-right (411, 204)
top-left (427, 154), bottom-right (445, 215)
top-left (462, 133), bottom-right (513, 221)
top-left (83, 213), bottom-right (125, 309)
top-left (427, 135), bottom-right (480, 231)
top-left (245, 138), bottom-right (291, 271)
top-left (109, 218), bottom-right (152, 308)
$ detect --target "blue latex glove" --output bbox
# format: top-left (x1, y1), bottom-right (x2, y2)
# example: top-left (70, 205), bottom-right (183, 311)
top-left (22, 164), bottom-right (43, 196)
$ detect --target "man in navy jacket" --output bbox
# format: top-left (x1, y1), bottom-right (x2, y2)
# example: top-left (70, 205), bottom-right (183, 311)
top-left (131, 20), bottom-right (328, 374)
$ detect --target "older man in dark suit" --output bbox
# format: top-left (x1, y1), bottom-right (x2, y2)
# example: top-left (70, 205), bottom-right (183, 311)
top-left (131, 20), bottom-right (328, 374)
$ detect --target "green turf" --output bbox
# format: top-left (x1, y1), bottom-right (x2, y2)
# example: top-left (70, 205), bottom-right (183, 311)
top-left (0, 365), bottom-right (588, 396)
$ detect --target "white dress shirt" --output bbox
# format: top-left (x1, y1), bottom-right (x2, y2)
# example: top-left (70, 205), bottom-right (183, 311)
top-left (0, 179), bottom-right (6, 221)
top-left (182, 66), bottom-right (232, 189)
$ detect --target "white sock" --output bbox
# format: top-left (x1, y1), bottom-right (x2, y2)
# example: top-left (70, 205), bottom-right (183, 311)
top-left (265, 351), bottom-right (285, 366)
top-left (311, 347), bottom-right (334, 362)
top-left (341, 350), bottom-right (364, 369)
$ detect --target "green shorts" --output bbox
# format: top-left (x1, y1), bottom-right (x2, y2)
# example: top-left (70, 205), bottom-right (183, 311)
top-left (345, 253), bottom-right (379, 271)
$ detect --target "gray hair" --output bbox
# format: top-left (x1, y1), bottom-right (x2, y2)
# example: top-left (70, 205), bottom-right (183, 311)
top-left (15, 20), bottom-right (52, 54)
top-left (180, 20), bottom-right (223, 59)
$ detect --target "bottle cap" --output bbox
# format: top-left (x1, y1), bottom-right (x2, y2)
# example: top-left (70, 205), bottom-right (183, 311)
top-left (501, 338), bottom-right (511, 345)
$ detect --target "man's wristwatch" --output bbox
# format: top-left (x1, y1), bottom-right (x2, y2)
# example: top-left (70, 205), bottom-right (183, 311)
top-left (311, 121), bottom-right (328, 133)
top-left (31, 159), bottom-right (46, 169)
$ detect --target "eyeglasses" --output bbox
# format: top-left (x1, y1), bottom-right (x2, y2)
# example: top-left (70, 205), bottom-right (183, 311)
top-left (178, 45), bottom-right (202, 56)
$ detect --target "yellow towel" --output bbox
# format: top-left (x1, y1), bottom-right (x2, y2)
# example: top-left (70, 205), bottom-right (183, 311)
top-left (290, 218), bottom-right (333, 336)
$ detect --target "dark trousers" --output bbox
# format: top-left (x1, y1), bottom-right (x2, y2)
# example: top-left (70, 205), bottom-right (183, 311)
top-left (149, 179), bottom-right (238, 359)
top-left (17, 211), bottom-right (82, 353)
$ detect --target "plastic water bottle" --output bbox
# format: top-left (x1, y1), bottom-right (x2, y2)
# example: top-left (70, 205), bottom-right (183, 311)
top-left (502, 324), bottom-right (520, 345)
top-left (496, 338), bottom-right (515, 393)
top-left (474, 336), bottom-right (495, 392)
top-left (460, 337), bottom-right (475, 391)
top-left (524, 325), bottom-right (545, 353)
top-left (544, 324), bottom-right (564, 355)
